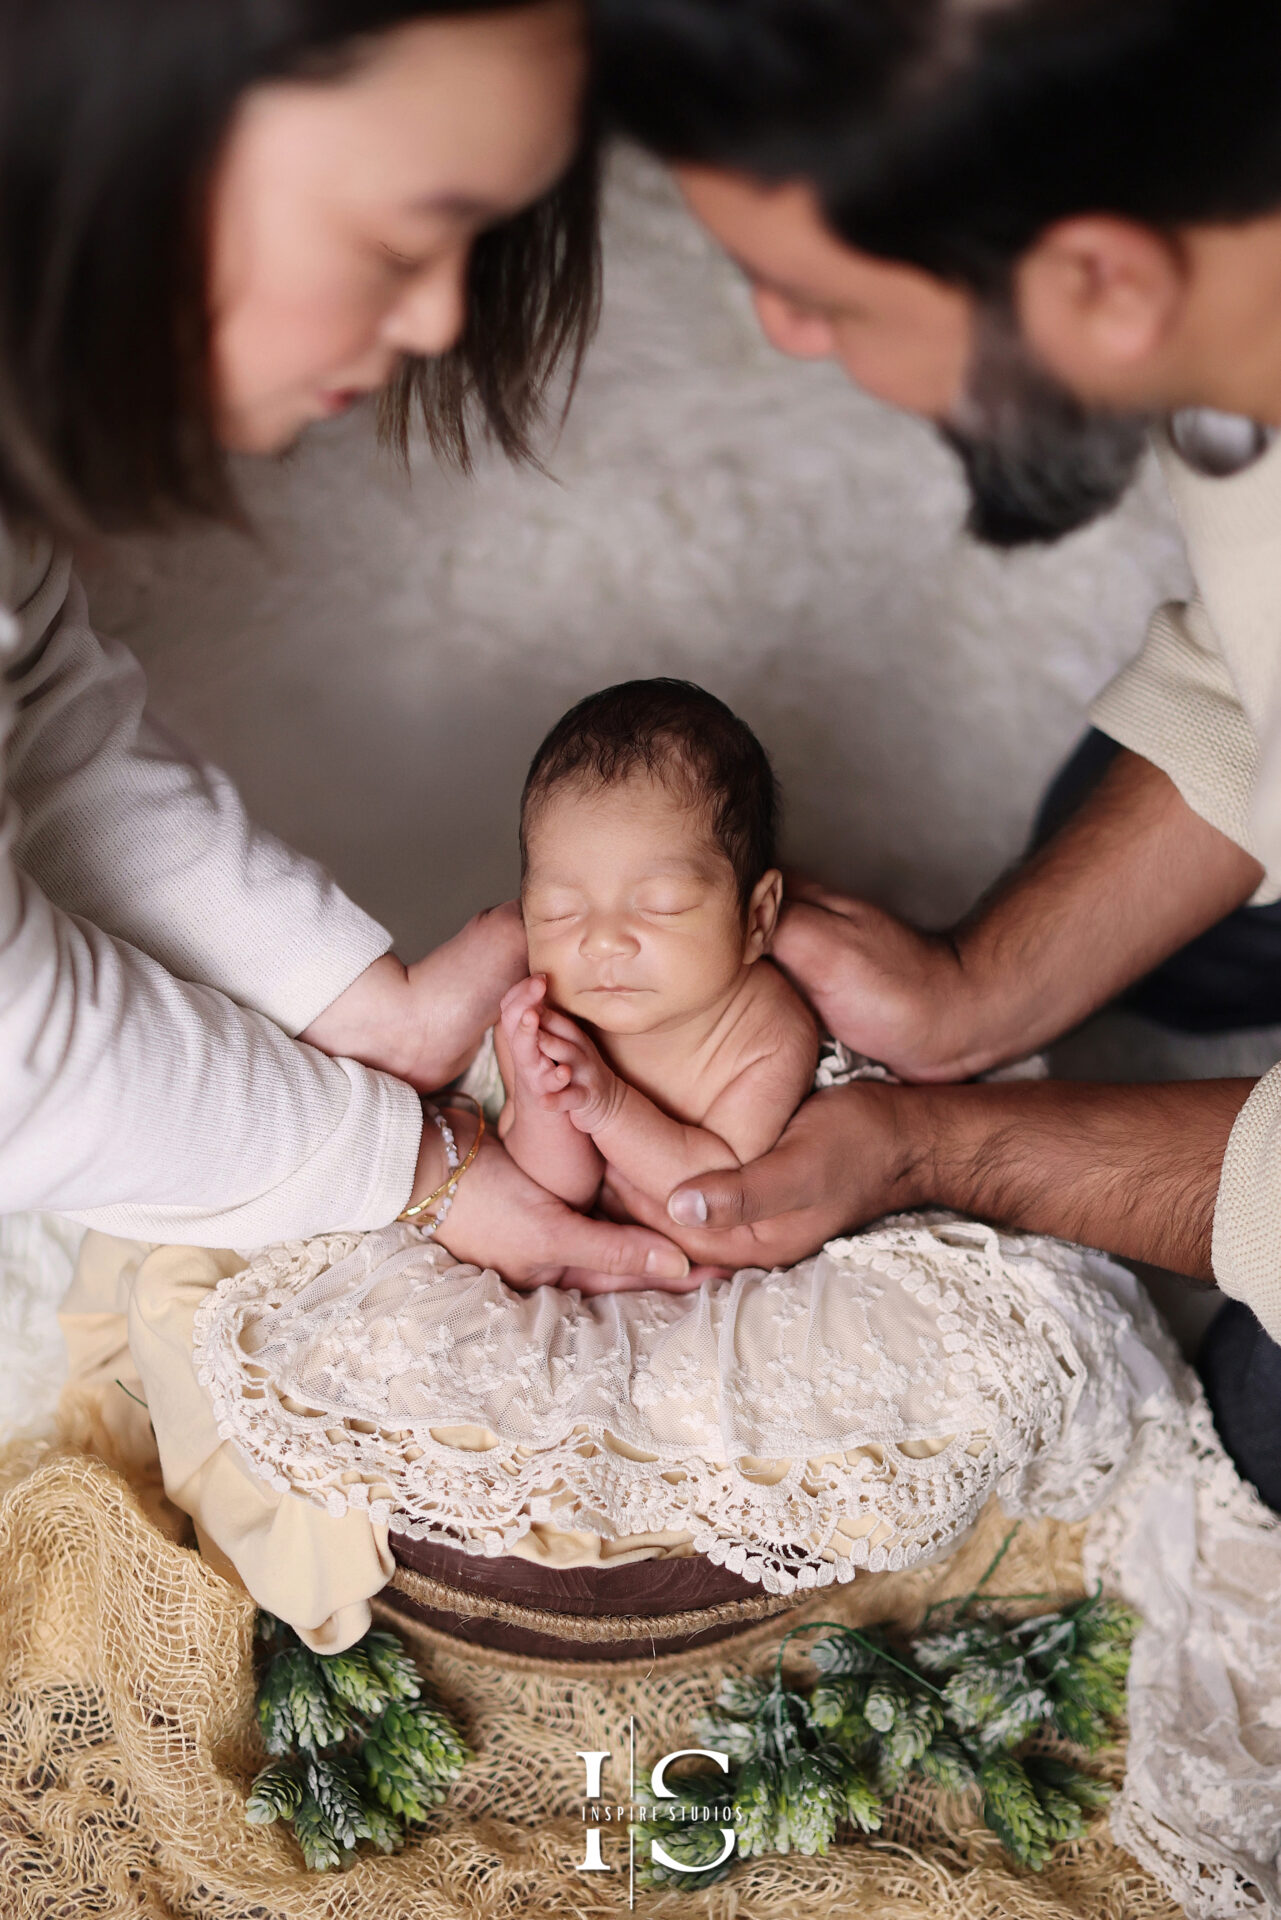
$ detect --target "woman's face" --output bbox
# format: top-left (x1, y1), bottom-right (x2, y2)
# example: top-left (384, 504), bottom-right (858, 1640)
top-left (208, 3), bottom-right (585, 454)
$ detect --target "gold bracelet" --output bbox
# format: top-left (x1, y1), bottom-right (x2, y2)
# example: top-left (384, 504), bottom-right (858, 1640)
top-left (397, 1094), bottom-right (486, 1229)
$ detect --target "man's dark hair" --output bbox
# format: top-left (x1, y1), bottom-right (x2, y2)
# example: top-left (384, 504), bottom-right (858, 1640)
top-left (0, 0), bottom-right (600, 540)
top-left (520, 678), bottom-right (779, 905)
top-left (595, 0), bottom-right (1281, 297)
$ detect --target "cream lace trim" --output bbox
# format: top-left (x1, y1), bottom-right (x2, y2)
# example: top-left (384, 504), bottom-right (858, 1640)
top-left (193, 1212), bottom-right (1153, 1595)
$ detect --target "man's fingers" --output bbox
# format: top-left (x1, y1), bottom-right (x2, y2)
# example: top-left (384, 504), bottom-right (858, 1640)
top-left (781, 873), bottom-right (854, 914)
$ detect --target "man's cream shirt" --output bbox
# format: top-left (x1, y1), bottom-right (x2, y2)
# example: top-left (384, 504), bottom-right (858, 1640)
top-left (1092, 426), bottom-right (1281, 1334)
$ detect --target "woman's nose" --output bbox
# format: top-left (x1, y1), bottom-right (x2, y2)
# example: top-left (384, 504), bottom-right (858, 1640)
top-left (379, 253), bottom-right (469, 360)
top-left (580, 917), bottom-right (640, 960)
top-left (751, 284), bottom-right (837, 361)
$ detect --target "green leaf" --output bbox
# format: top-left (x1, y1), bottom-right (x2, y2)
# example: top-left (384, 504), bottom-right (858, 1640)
top-left (633, 1770), bottom-right (740, 1891)
top-left (361, 1631), bottom-right (423, 1704)
top-left (979, 1754), bottom-right (1053, 1872)
top-left (245, 1759), bottom-right (304, 1825)
top-left (318, 1646), bottom-right (393, 1718)
top-left (809, 1631), bottom-right (884, 1678)
top-left (291, 1794), bottom-right (345, 1872)
top-left (841, 1765), bottom-right (884, 1834)
top-left (733, 1756), bottom-right (782, 1858)
top-left (277, 1647), bottom-right (354, 1754)
top-left (1026, 1755), bottom-right (1113, 1812)
top-left (694, 1709), bottom-right (763, 1764)
top-left (916, 1735), bottom-right (977, 1796)
top-left (914, 1621), bottom-right (1005, 1673)
top-left (304, 1756), bottom-right (373, 1851)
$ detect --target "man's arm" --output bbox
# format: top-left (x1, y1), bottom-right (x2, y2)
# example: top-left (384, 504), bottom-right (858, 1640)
top-left (774, 747), bottom-right (1264, 1081)
top-left (598, 1075), bottom-right (1253, 1285)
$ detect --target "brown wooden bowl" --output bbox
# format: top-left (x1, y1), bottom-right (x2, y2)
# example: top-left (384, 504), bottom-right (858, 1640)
top-left (383, 1531), bottom-right (801, 1661)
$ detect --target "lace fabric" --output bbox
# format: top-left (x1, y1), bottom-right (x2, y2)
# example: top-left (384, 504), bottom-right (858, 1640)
top-left (193, 1211), bottom-right (1156, 1590)
top-left (189, 1036), bottom-right (1281, 1914)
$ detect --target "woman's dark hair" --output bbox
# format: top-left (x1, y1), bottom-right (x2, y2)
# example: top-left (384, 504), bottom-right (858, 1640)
top-left (0, 0), bottom-right (599, 539)
top-left (520, 677), bottom-right (779, 906)
top-left (595, 0), bottom-right (1281, 296)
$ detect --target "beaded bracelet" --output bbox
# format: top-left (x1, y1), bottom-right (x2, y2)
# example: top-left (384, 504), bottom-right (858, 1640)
top-left (397, 1094), bottom-right (485, 1234)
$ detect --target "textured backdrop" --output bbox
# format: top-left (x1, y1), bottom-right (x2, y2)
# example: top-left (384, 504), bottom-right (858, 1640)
top-left (82, 149), bottom-right (1192, 957)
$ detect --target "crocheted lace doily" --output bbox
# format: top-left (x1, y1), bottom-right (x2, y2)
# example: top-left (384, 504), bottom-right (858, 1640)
top-left (193, 1209), bottom-right (1152, 1593)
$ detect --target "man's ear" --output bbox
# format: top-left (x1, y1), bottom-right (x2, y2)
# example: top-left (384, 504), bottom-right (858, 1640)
top-left (744, 869), bottom-right (784, 961)
top-left (1015, 216), bottom-right (1187, 405)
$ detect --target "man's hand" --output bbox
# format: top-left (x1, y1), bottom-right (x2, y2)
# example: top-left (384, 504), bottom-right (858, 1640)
top-left (414, 1105), bottom-right (692, 1291)
top-left (773, 878), bottom-right (966, 1079)
top-left (595, 1082), bottom-right (921, 1275)
top-left (302, 902), bottom-right (528, 1089)
top-left (642, 1075), bottom-right (1253, 1286)
top-left (775, 751), bottom-right (1264, 1083)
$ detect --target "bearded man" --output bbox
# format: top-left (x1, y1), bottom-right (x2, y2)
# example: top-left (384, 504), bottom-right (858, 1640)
top-left (594, 0), bottom-right (1281, 1506)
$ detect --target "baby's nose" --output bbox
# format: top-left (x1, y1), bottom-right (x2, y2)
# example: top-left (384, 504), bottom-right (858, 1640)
top-left (580, 917), bottom-right (640, 959)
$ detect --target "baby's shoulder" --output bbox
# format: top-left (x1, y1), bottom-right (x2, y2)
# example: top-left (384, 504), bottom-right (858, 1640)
top-left (735, 960), bottom-right (821, 1084)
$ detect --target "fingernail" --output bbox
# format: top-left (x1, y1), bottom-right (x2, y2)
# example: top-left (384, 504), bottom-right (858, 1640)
top-left (668, 1189), bottom-right (708, 1227)
top-left (645, 1248), bottom-right (690, 1280)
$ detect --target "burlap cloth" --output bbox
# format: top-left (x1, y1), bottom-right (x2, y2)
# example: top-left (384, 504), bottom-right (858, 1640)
top-left (0, 1433), bottom-right (1184, 1920)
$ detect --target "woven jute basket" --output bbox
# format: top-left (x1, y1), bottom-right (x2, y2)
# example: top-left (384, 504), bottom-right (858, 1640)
top-left (384, 1528), bottom-right (797, 1658)
top-left (0, 1436), bottom-right (1183, 1920)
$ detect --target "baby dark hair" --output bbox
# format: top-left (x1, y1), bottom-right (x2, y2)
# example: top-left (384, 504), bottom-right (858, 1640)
top-left (520, 678), bottom-right (778, 906)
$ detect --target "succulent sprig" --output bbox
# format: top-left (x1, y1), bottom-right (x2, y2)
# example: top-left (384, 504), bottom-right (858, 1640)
top-left (246, 1613), bottom-right (470, 1871)
top-left (633, 1526), bottom-right (1137, 1889)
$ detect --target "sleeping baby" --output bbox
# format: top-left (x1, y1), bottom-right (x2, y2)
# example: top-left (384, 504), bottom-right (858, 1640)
top-left (494, 678), bottom-right (820, 1265)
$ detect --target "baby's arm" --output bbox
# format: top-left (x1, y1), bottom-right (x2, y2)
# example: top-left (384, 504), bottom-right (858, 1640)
top-left (495, 977), bottom-right (605, 1209)
top-left (536, 1003), bottom-right (819, 1207)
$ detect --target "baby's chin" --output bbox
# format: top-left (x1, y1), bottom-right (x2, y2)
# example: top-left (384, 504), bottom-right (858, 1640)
top-left (563, 989), bottom-right (688, 1035)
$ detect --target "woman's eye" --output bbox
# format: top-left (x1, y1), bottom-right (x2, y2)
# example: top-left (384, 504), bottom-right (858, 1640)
top-left (378, 243), bottom-right (428, 278)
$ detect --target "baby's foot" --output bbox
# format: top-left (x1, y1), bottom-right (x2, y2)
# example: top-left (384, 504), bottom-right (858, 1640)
top-left (500, 975), bottom-right (572, 1107)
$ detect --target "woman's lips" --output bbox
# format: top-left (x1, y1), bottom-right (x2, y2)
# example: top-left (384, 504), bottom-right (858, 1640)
top-left (315, 388), bottom-right (364, 417)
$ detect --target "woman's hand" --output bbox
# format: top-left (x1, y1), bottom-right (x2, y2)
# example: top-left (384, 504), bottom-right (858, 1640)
top-left (592, 1082), bottom-right (928, 1278)
top-left (301, 902), bottom-right (528, 1089)
top-left (417, 1105), bottom-right (693, 1291)
top-left (772, 877), bottom-right (974, 1081)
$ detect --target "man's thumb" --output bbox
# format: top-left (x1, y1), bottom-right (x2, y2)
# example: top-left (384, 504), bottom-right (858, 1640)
top-left (668, 1173), bottom-right (757, 1230)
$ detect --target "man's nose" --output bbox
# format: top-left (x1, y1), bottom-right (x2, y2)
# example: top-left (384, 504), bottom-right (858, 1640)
top-left (580, 916), bottom-right (640, 960)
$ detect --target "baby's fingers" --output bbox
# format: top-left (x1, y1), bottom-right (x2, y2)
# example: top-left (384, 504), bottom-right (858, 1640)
top-left (499, 974), bottom-right (547, 1030)
top-left (537, 1005), bottom-right (589, 1046)
top-left (537, 1027), bottom-right (586, 1068)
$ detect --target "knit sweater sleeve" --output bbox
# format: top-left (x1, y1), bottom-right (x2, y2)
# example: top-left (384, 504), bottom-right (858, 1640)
top-left (0, 533), bottom-right (423, 1243)
top-left (4, 537), bottom-right (393, 1033)
top-left (1090, 425), bottom-right (1281, 907)
top-left (1212, 1068), bottom-right (1281, 1340)
top-left (1089, 593), bottom-right (1278, 901)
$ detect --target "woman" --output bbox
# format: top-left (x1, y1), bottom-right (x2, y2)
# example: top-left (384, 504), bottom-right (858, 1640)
top-left (0, 0), bottom-right (688, 1287)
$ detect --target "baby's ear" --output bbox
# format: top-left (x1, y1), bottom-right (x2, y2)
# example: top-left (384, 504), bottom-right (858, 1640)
top-left (744, 869), bottom-right (784, 961)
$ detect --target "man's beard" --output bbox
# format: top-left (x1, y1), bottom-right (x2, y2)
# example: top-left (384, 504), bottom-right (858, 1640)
top-left (937, 301), bottom-right (1151, 548)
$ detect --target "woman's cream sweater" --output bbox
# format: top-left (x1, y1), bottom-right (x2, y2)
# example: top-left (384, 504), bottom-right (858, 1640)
top-left (1092, 426), bottom-right (1281, 1337)
top-left (0, 525), bottom-right (421, 1244)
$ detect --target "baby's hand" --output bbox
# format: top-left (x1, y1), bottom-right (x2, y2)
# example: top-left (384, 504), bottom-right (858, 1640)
top-left (499, 976), bottom-right (620, 1133)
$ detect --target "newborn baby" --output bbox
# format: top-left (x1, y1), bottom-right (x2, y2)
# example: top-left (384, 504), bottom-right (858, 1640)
top-left (496, 679), bottom-right (820, 1245)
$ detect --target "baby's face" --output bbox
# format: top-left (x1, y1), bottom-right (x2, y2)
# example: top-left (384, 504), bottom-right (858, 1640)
top-left (522, 772), bottom-right (759, 1033)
